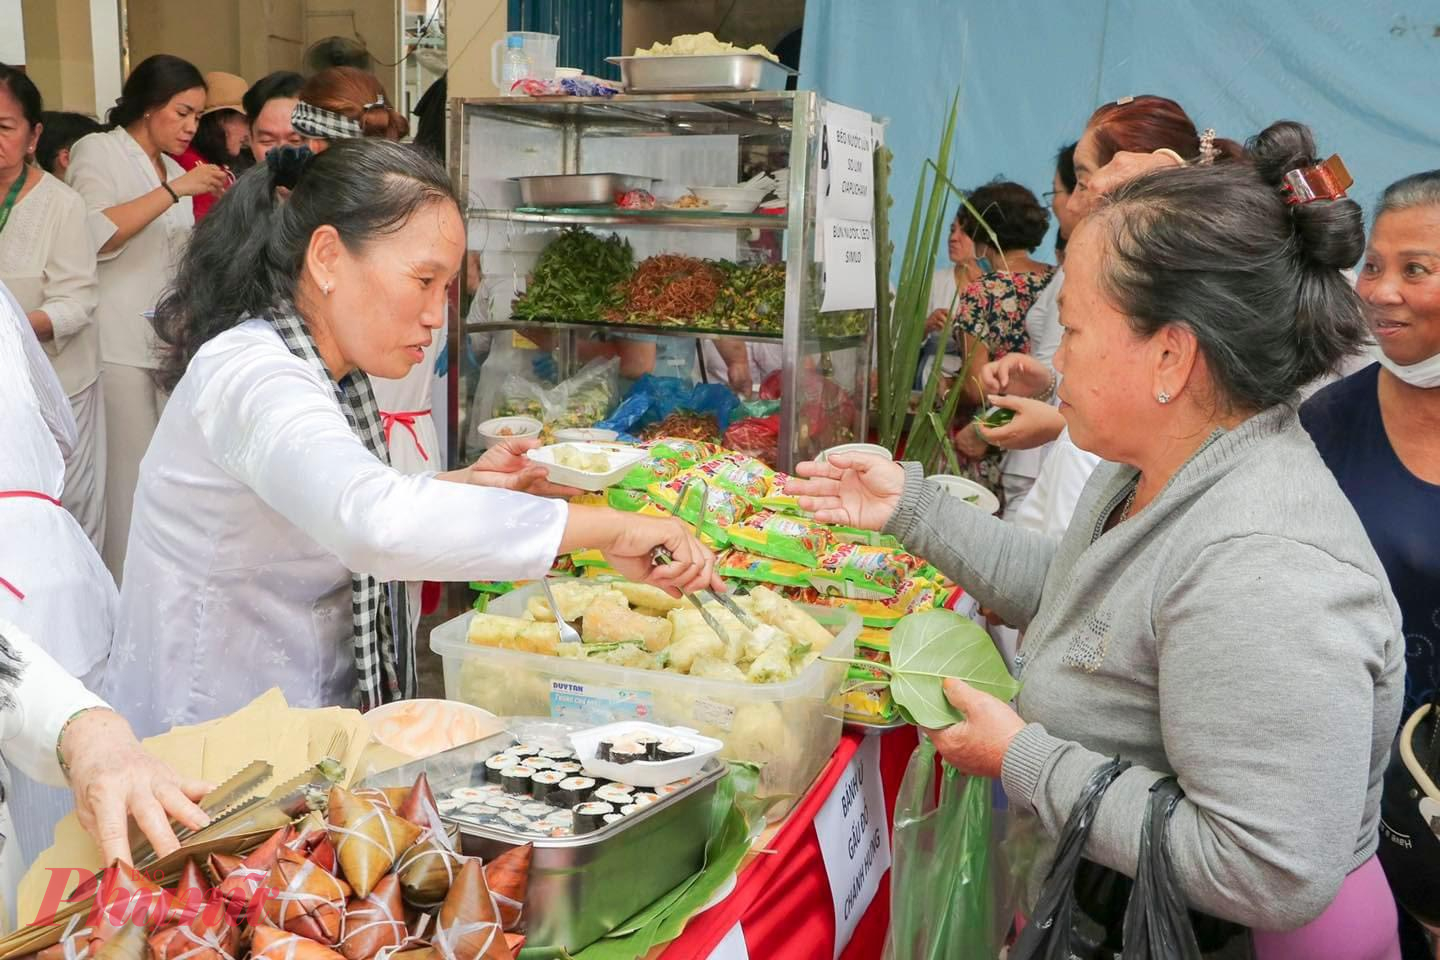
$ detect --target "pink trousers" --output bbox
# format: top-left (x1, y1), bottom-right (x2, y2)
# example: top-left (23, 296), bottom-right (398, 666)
top-left (1253, 856), bottom-right (1401, 960)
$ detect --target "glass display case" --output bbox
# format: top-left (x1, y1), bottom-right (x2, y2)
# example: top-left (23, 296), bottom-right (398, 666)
top-left (446, 91), bottom-right (878, 472)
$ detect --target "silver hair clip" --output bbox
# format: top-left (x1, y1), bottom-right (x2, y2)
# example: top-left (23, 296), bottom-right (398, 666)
top-left (1198, 128), bottom-right (1219, 166)
top-left (1116, 95), bottom-right (1135, 105)
top-left (362, 96), bottom-right (387, 110)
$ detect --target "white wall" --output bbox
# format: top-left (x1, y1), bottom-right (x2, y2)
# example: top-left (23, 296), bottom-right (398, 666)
top-left (0, 0), bottom-right (24, 64)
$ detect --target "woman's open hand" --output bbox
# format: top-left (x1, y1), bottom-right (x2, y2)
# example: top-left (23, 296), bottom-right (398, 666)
top-left (789, 453), bottom-right (905, 531)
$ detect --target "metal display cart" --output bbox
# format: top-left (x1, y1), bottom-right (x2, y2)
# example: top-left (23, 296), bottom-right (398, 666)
top-left (445, 91), bottom-right (879, 472)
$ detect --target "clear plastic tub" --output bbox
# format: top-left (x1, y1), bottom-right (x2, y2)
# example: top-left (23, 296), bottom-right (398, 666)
top-left (430, 585), bottom-right (859, 815)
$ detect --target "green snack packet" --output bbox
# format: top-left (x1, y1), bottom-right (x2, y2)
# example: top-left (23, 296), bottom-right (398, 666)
top-left (716, 549), bottom-right (815, 588)
top-left (607, 487), bottom-right (652, 512)
top-left (616, 454), bottom-right (682, 491)
top-left (726, 511), bottom-right (833, 567)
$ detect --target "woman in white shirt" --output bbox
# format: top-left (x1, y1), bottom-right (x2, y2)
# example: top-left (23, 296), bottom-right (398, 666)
top-left (106, 141), bottom-right (719, 738)
top-left (66, 55), bottom-right (228, 582)
top-left (0, 283), bottom-right (208, 923)
top-left (0, 66), bottom-right (104, 550)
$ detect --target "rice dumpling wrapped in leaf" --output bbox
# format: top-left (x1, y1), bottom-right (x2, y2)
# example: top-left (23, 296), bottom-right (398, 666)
top-left (337, 874), bottom-right (409, 960)
top-left (206, 853), bottom-right (244, 886)
top-left (328, 787), bottom-right (423, 898)
top-left (350, 788), bottom-right (395, 810)
top-left (149, 863), bottom-right (240, 960)
top-left (250, 927), bottom-right (347, 960)
top-left (394, 835), bottom-right (464, 909)
top-left (216, 827), bottom-right (288, 910)
top-left (482, 844), bottom-right (531, 932)
top-left (396, 773), bottom-right (442, 832)
top-left (430, 861), bottom-right (510, 960)
top-left (262, 848), bottom-right (351, 944)
top-left (288, 814), bottom-right (339, 874)
top-left (89, 862), bottom-right (172, 946)
top-left (581, 594), bottom-right (671, 652)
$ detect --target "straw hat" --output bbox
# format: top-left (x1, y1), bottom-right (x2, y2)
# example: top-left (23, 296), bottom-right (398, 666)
top-left (201, 71), bottom-right (249, 117)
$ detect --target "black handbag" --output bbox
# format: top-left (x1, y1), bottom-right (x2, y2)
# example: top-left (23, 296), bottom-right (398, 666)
top-left (1011, 760), bottom-right (1245, 960)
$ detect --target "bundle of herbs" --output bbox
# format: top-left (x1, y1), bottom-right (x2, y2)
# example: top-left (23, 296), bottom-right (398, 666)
top-left (511, 227), bottom-right (634, 322)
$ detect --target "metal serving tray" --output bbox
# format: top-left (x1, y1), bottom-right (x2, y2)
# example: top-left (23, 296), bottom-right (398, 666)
top-left (359, 730), bottom-right (725, 953)
top-left (513, 173), bottom-right (655, 207)
top-left (607, 54), bottom-right (797, 93)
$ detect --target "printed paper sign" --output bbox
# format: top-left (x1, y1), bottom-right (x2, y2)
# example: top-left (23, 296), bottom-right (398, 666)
top-left (820, 217), bottom-right (876, 312)
top-left (821, 102), bottom-right (876, 223)
top-left (549, 680), bottom-right (654, 724)
top-left (813, 735), bottom-right (891, 957)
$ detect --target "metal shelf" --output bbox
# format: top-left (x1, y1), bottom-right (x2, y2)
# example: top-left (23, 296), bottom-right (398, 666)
top-left (465, 317), bottom-right (867, 349)
top-left (468, 208), bottom-right (787, 230)
top-left (457, 92), bottom-right (797, 134)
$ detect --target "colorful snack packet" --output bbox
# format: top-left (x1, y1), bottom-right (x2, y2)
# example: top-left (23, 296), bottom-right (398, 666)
top-left (726, 511), bottom-right (833, 567)
top-left (642, 437), bottom-right (721, 467)
top-left (808, 543), bottom-right (912, 599)
top-left (716, 549), bottom-right (814, 588)
top-left (647, 472), bottom-right (753, 544)
top-left (606, 487), bottom-right (652, 512)
top-left (842, 684), bottom-right (898, 723)
top-left (784, 578), bottom-right (940, 628)
top-left (758, 473), bottom-right (812, 517)
top-left (615, 455), bottom-right (682, 491)
top-left (692, 452), bottom-right (776, 504)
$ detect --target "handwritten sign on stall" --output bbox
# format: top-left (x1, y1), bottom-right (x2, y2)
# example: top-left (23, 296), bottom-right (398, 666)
top-left (821, 102), bottom-right (875, 223)
top-left (813, 735), bottom-right (891, 957)
top-left (820, 218), bottom-right (876, 312)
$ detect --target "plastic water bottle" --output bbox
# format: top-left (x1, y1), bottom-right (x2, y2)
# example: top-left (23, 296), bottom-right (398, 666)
top-left (501, 36), bottom-right (531, 95)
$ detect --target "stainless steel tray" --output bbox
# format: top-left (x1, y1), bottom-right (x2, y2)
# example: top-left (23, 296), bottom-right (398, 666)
top-left (513, 173), bottom-right (655, 208)
top-left (607, 54), bottom-right (797, 93)
top-left (359, 730), bottom-right (725, 954)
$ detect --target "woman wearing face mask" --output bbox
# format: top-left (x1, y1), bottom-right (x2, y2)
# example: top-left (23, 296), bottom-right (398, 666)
top-left (789, 121), bottom-right (1404, 958)
top-left (1301, 170), bottom-right (1440, 960)
top-left (103, 142), bottom-right (720, 739)
top-left (66, 55), bottom-right (230, 582)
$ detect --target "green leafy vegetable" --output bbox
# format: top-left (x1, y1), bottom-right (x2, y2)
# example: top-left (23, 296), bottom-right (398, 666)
top-left (511, 227), bottom-right (634, 321)
top-left (826, 609), bottom-right (1020, 728)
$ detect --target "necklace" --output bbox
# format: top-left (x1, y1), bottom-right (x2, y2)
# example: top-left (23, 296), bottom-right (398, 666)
top-left (1118, 484), bottom-right (1140, 523)
top-left (0, 164), bottom-right (27, 236)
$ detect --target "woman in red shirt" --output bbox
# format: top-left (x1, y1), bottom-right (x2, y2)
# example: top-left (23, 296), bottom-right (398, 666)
top-left (169, 71), bottom-right (250, 220)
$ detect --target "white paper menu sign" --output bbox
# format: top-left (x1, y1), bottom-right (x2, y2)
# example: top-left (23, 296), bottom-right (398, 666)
top-left (821, 102), bottom-right (876, 223)
top-left (820, 218), bottom-right (877, 312)
top-left (705, 924), bottom-right (750, 960)
top-left (813, 734), bottom-right (891, 958)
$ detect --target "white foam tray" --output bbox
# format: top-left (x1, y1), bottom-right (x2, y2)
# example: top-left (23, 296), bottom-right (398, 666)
top-left (569, 720), bottom-right (723, 788)
top-left (526, 442), bottom-right (646, 491)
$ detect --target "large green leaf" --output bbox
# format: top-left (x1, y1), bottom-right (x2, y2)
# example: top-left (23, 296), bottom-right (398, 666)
top-left (828, 609), bottom-right (1019, 729)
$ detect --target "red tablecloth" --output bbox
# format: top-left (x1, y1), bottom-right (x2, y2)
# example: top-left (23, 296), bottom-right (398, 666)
top-left (658, 725), bottom-right (918, 959)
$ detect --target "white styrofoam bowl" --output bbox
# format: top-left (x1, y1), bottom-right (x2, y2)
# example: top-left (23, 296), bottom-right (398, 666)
top-left (688, 186), bottom-right (767, 213)
top-left (930, 474), bottom-right (1001, 515)
top-left (569, 721), bottom-right (724, 788)
top-left (526, 442), bottom-right (647, 491)
top-left (477, 415), bottom-right (542, 448)
top-left (553, 427), bottom-right (621, 443)
top-left (817, 442), bottom-right (894, 463)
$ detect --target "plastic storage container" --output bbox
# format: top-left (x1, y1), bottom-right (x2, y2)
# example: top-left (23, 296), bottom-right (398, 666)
top-left (430, 585), bottom-right (860, 814)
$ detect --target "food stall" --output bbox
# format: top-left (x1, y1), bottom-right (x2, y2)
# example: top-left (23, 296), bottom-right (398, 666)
top-left (446, 81), bottom-right (884, 472)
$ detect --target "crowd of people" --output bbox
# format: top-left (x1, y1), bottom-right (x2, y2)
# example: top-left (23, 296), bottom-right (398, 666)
top-left (0, 44), bottom-right (1435, 960)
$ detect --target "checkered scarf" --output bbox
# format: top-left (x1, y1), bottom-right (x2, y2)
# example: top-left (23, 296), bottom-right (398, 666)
top-left (265, 303), bottom-right (414, 711)
top-left (291, 101), bottom-right (364, 141)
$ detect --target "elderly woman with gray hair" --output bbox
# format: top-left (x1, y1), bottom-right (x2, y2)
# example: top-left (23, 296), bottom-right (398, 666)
top-left (790, 121), bottom-right (1405, 959)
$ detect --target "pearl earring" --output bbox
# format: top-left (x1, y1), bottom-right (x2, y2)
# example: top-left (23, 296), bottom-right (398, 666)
top-left (322, 282), bottom-right (332, 296)
top-left (1157, 391), bottom-right (1171, 404)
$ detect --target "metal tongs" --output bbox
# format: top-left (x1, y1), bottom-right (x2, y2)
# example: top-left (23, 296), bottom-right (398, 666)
top-left (650, 476), bottom-right (761, 634)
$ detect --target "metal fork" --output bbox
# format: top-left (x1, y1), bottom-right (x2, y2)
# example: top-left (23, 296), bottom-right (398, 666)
top-left (540, 577), bottom-right (582, 645)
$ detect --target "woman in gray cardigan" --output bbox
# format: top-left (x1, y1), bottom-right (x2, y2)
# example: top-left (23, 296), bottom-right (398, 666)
top-left (795, 121), bottom-right (1406, 957)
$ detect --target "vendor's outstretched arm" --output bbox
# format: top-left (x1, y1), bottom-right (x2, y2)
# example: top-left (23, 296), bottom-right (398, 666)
top-left (884, 463), bottom-right (1056, 628)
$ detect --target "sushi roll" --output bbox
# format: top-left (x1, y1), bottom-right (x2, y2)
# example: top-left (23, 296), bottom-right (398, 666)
top-left (483, 755), bottom-right (512, 782)
top-left (530, 769), bottom-right (566, 804)
top-left (594, 784), bottom-right (634, 805)
top-left (631, 734), bottom-right (661, 760)
top-left (655, 738), bottom-right (696, 762)
top-left (553, 761), bottom-right (584, 775)
top-left (499, 811), bottom-right (532, 831)
top-left (507, 742), bottom-right (542, 759)
top-left (543, 809), bottom-right (574, 826)
top-left (555, 776), bottom-right (597, 807)
top-left (521, 802), bottom-right (553, 818)
top-left (525, 756), bottom-right (555, 771)
top-left (654, 783), bottom-right (685, 798)
top-left (603, 813), bottom-right (625, 826)
top-left (608, 741), bottom-right (648, 766)
top-left (501, 766), bottom-right (535, 795)
top-left (489, 796), bottom-right (522, 811)
top-left (450, 786), bottom-right (487, 802)
top-left (631, 792), bottom-right (660, 808)
top-left (620, 803), bottom-right (641, 816)
top-left (573, 801), bottom-right (614, 834)
top-left (462, 802), bottom-right (497, 817)
top-left (594, 740), bottom-right (615, 762)
top-left (540, 747), bottom-right (576, 762)
top-left (436, 797), bottom-right (464, 814)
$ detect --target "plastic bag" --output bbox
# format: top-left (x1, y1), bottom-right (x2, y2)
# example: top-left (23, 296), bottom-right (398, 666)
top-left (1011, 762), bottom-right (1239, 960)
top-left (595, 374), bottom-right (740, 435)
top-left (496, 357), bottom-right (620, 432)
top-left (884, 739), bottom-right (1009, 960)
